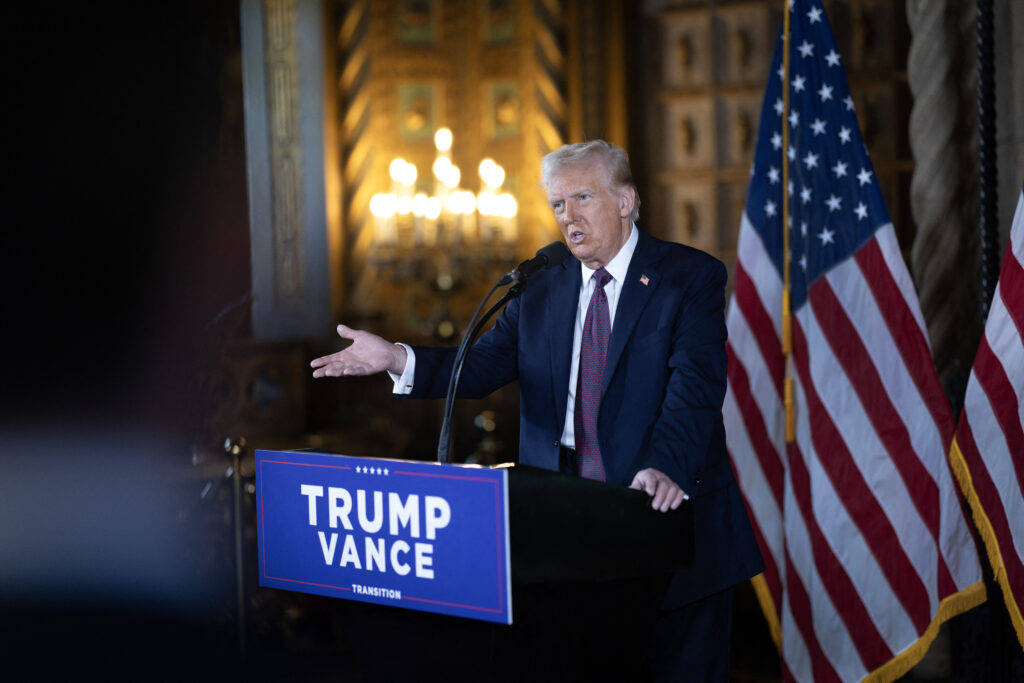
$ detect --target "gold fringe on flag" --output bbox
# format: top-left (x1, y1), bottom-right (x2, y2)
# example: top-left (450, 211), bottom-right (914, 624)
top-left (948, 436), bottom-right (1024, 649)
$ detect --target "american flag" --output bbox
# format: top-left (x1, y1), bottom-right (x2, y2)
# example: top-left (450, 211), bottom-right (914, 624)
top-left (949, 187), bottom-right (1024, 650)
top-left (723, 1), bottom-right (985, 680)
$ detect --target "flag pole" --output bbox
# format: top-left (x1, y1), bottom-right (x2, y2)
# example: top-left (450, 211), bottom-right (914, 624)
top-left (781, 0), bottom-right (795, 443)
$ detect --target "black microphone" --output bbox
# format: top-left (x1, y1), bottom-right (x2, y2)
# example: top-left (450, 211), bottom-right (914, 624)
top-left (500, 241), bottom-right (572, 285)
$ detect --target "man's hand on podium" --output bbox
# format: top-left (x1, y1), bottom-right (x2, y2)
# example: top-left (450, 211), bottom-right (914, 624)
top-left (311, 324), bottom-right (408, 378)
top-left (630, 468), bottom-right (688, 513)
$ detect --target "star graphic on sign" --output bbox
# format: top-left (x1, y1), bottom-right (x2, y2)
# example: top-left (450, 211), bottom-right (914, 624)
top-left (857, 168), bottom-right (873, 186)
top-left (801, 187), bottom-right (812, 204)
top-left (826, 194), bottom-right (842, 212)
top-left (839, 126), bottom-right (852, 144)
top-left (356, 466), bottom-right (364, 473)
top-left (793, 74), bottom-right (806, 92)
top-left (811, 118), bottom-right (827, 135)
top-left (825, 49), bottom-right (841, 67)
top-left (855, 202), bottom-right (868, 220)
top-left (803, 151), bottom-right (819, 169)
top-left (818, 84), bottom-right (834, 102)
top-left (768, 166), bottom-right (780, 184)
top-left (789, 110), bottom-right (800, 128)
top-left (844, 95), bottom-right (855, 111)
top-left (798, 40), bottom-right (814, 58)
top-left (765, 200), bottom-right (777, 217)
top-left (383, 467), bottom-right (389, 475)
top-left (832, 160), bottom-right (848, 178)
top-left (818, 227), bottom-right (835, 245)
top-left (771, 131), bottom-right (782, 150)
top-left (808, 6), bottom-right (823, 23)
top-left (775, 98), bottom-right (785, 116)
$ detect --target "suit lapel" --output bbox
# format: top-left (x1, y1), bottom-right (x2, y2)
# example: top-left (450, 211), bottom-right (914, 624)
top-left (548, 260), bottom-right (581, 425)
top-left (603, 231), bottom-right (663, 397)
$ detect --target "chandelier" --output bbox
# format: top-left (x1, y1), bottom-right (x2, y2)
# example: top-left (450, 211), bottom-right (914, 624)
top-left (369, 128), bottom-right (518, 272)
top-left (367, 129), bottom-right (520, 338)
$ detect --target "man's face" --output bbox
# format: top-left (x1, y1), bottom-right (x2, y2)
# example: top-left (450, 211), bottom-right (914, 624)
top-left (546, 164), bottom-right (634, 270)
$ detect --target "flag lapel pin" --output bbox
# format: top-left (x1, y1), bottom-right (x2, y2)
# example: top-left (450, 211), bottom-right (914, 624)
top-left (640, 274), bottom-right (650, 286)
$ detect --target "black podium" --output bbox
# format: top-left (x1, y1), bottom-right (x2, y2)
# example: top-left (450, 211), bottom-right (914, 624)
top-left (317, 462), bottom-right (694, 682)
top-left (508, 464), bottom-right (693, 582)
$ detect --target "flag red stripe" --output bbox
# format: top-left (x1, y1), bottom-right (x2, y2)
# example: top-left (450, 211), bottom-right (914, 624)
top-left (781, 657), bottom-right (797, 683)
top-left (956, 416), bottom-right (1024, 607)
top-left (997, 239), bottom-right (1024, 343)
top-left (854, 239), bottom-right (955, 444)
top-left (728, 343), bottom-right (786, 507)
top-left (783, 544), bottom-right (843, 683)
top-left (786, 439), bottom-right (894, 668)
top-left (970, 334), bottom-right (1024, 503)
top-left (791, 315), bottom-right (933, 634)
top-left (733, 262), bottom-right (785, 394)
top-left (809, 278), bottom-right (947, 559)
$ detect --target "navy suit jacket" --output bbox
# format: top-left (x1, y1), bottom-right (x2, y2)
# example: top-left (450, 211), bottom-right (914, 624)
top-left (408, 229), bottom-right (763, 608)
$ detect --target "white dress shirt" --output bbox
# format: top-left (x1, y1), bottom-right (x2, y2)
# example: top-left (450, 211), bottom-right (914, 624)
top-left (559, 224), bottom-right (638, 448)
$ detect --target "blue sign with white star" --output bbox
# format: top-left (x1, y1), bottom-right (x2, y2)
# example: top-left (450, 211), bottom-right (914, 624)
top-left (255, 449), bottom-right (512, 624)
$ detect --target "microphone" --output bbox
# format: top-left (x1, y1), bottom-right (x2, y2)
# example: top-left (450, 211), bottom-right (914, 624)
top-left (500, 241), bottom-right (572, 285)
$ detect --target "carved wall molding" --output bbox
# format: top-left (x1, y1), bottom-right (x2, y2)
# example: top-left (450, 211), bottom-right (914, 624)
top-left (335, 0), bottom-right (374, 314)
top-left (263, 0), bottom-right (306, 300)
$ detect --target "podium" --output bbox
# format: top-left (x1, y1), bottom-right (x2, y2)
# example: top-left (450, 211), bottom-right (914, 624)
top-left (255, 450), bottom-right (693, 680)
top-left (508, 464), bottom-right (692, 582)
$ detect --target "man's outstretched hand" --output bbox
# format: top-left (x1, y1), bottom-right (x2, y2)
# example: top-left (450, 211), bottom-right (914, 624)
top-left (310, 324), bottom-right (407, 378)
top-left (630, 468), bottom-right (688, 513)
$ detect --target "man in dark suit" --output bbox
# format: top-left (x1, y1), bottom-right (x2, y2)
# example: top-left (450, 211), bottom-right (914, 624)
top-left (312, 140), bottom-right (763, 680)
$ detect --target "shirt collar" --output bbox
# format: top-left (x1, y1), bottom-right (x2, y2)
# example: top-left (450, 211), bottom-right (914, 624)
top-left (580, 223), bottom-right (638, 285)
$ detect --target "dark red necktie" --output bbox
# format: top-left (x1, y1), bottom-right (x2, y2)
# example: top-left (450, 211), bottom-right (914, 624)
top-left (575, 268), bottom-right (612, 481)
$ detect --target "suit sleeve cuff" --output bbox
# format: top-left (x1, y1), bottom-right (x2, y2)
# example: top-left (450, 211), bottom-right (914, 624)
top-left (388, 343), bottom-right (415, 394)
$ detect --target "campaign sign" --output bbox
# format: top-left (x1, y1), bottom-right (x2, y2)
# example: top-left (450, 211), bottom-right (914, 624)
top-left (255, 449), bottom-right (512, 624)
